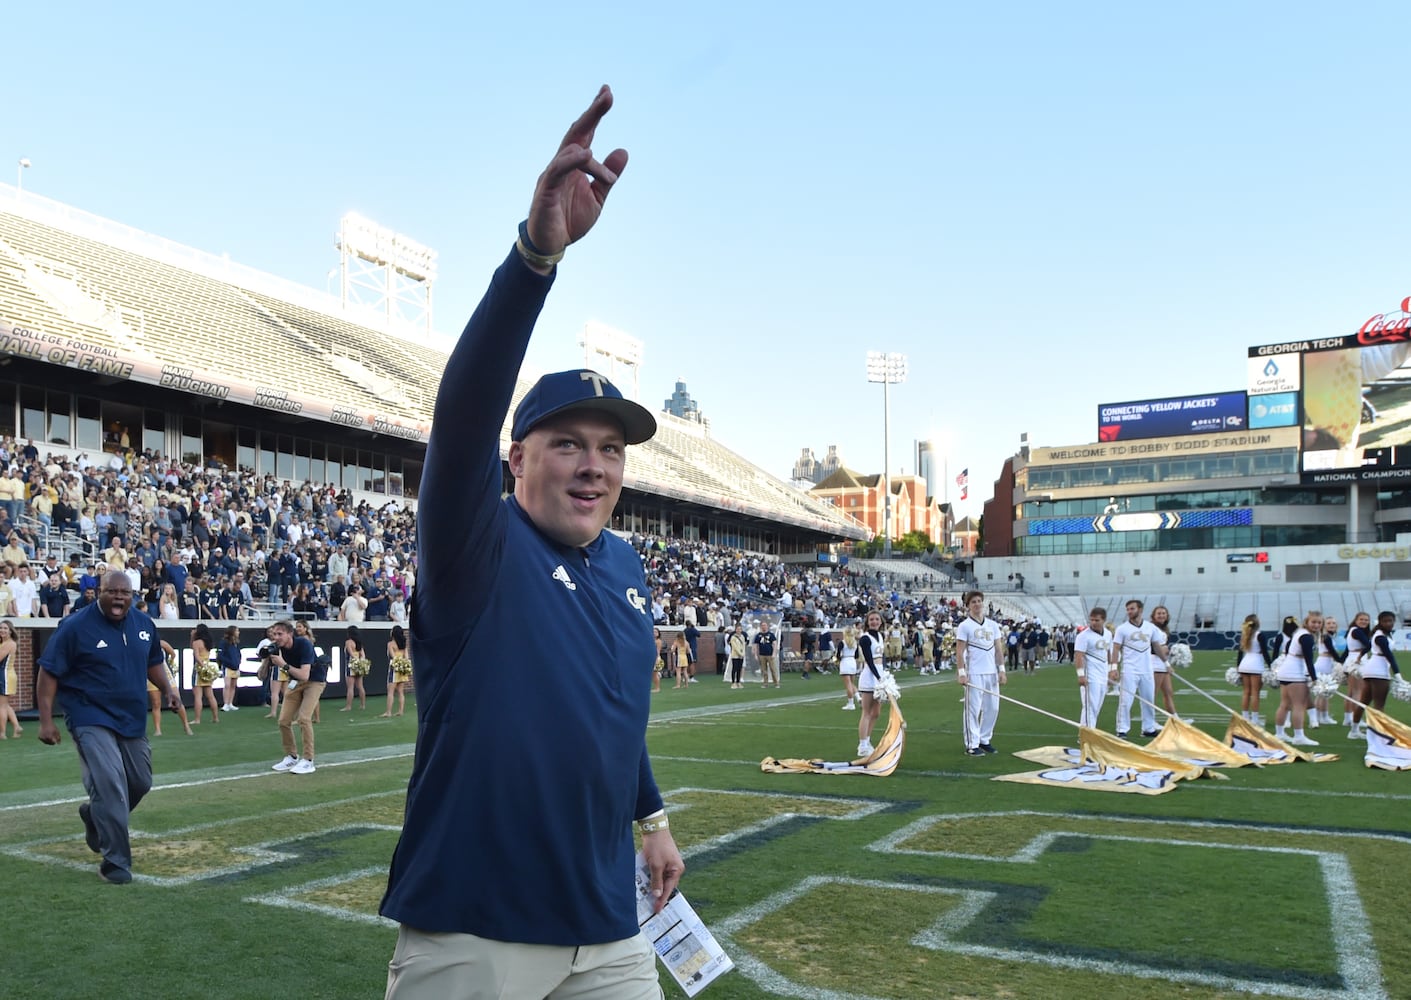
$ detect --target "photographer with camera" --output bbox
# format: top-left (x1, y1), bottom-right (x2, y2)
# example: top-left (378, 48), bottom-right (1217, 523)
top-left (266, 620), bottom-right (323, 775)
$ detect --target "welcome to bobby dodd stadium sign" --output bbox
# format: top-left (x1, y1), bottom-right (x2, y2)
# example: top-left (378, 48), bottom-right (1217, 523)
top-left (1098, 391), bottom-right (1247, 442)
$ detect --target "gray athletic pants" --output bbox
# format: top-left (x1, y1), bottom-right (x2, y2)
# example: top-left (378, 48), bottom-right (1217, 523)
top-left (72, 725), bottom-right (153, 874)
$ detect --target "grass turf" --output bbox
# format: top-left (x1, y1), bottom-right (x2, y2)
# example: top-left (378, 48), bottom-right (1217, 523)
top-left (3, 654), bottom-right (1408, 999)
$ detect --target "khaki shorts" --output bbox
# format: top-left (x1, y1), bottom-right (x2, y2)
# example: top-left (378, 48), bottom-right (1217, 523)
top-left (386, 926), bottom-right (662, 1000)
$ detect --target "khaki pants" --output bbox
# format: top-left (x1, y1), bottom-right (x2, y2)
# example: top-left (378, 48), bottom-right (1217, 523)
top-left (386, 926), bottom-right (662, 1000)
top-left (279, 681), bottom-right (326, 760)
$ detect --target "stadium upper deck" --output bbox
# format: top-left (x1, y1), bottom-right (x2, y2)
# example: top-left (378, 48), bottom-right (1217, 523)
top-left (0, 185), bottom-right (863, 541)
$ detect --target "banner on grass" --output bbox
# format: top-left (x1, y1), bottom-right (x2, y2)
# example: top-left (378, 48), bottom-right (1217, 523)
top-left (1365, 707), bottom-right (1411, 770)
top-left (761, 700), bottom-right (906, 776)
top-left (1224, 714), bottom-right (1339, 763)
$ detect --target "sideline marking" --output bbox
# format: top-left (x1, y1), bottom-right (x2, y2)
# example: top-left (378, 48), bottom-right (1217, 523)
top-left (0, 745), bottom-right (415, 813)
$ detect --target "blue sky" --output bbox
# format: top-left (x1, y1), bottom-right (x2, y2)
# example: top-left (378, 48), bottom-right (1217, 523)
top-left (9, 2), bottom-right (1411, 517)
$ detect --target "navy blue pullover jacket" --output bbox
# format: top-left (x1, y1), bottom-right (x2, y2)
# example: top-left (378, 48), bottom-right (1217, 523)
top-left (379, 248), bottom-right (663, 945)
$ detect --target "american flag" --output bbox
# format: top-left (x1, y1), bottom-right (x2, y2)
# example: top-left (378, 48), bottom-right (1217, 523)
top-left (956, 468), bottom-right (969, 500)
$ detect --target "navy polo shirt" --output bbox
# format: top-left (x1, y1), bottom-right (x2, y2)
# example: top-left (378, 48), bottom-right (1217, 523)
top-left (39, 603), bottom-right (164, 738)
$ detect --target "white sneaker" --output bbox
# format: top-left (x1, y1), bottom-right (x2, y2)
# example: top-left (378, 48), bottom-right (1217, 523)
top-left (272, 754), bottom-right (299, 771)
top-left (857, 740), bottom-right (873, 757)
top-left (1290, 734), bottom-right (1319, 747)
top-left (290, 759), bottom-right (316, 774)
top-left (842, 701), bottom-right (856, 710)
top-left (221, 704), bottom-right (233, 712)
top-left (1307, 716), bottom-right (1319, 729)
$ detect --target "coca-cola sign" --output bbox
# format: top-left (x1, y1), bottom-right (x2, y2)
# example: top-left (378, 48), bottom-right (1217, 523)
top-left (1357, 296), bottom-right (1411, 344)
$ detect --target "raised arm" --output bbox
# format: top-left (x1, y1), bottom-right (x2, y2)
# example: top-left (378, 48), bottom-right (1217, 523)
top-left (414, 87), bottom-right (628, 642)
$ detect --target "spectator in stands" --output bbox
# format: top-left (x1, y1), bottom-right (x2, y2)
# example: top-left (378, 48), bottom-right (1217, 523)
top-left (379, 88), bottom-right (682, 999)
top-left (339, 583), bottom-right (367, 623)
top-left (9, 564), bottom-right (39, 617)
top-left (1, 533), bottom-right (28, 568)
top-left (0, 467), bottom-right (24, 524)
top-left (70, 585), bottom-right (96, 614)
top-left (364, 576), bottom-right (389, 621)
top-left (39, 573), bottom-right (70, 618)
top-left (36, 571), bottom-right (179, 883)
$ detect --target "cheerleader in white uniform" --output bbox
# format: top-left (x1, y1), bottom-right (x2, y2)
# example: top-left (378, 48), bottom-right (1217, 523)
top-left (1311, 616), bottom-right (1343, 727)
top-left (856, 612), bottom-right (886, 756)
top-left (838, 626), bottom-right (859, 710)
top-left (1274, 611), bottom-right (1320, 745)
top-left (1150, 604), bottom-right (1177, 716)
top-left (1342, 612), bottom-right (1372, 736)
top-left (1236, 614), bottom-right (1268, 722)
top-left (1351, 611), bottom-right (1403, 739)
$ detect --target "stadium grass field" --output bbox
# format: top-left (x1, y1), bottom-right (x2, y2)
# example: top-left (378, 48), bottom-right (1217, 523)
top-left (4, 651), bottom-right (1409, 1000)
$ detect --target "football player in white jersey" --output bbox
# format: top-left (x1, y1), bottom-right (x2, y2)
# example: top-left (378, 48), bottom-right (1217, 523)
top-left (1112, 599), bottom-right (1166, 738)
top-left (956, 590), bottom-right (1005, 755)
top-left (1073, 608), bottom-right (1113, 729)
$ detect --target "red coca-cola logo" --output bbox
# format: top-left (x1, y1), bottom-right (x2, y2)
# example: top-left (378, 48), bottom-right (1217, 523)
top-left (1357, 297), bottom-right (1411, 345)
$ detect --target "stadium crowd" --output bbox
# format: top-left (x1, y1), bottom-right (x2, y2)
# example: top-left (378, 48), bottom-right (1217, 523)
top-left (0, 438), bottom-right (1085, 670)
top-left (0, 439), bottom-right (415, 624)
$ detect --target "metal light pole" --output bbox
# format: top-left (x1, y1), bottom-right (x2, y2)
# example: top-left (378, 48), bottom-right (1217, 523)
top-left (17, 158), bottom-right (31, 192)
top-left (866, 351), bottom-right (907, 559)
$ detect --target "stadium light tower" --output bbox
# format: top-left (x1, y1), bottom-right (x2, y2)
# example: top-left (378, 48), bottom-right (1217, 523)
top-left (17, 158), bottom-right (30, 192)
top-left (866, 351), bottom-right (907, 559)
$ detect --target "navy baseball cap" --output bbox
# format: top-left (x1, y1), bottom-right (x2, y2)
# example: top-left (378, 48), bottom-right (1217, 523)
top-left (511, 369), bottom-right (657, 445)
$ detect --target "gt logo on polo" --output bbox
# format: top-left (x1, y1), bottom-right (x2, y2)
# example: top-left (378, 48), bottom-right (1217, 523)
top-left (625, 588), bottom-right (647, 614)
top-left (139, 630), bottom-right (152, 641)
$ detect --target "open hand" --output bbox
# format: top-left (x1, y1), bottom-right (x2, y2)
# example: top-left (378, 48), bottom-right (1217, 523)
top-left (525, 85), bottom-right (628, 256)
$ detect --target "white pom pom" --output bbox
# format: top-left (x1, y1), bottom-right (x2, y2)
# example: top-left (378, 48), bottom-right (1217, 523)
top-left (1331, 665), bottom-right (1346, 686)
top-left (1225, 666), bottom-right (1240, 686)
top-left (875, 670), bottom-right (902, 703)
top-left (1392, 675), bottom-right (1411, 703)
top-left (1309, 675), bottom-right (1339, 700)
top-left (1168, 643), bottom-right (1193, 668)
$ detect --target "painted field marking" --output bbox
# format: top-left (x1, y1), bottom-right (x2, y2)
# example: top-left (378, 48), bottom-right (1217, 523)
top-left (661, 787), bottom-right (889, 861)
top-left (849, 811), bottom-right (1390, 1000)
top-left (246, 866), bottom-right (395, 927)
top-left (6, 820), bottom-right (402, 885)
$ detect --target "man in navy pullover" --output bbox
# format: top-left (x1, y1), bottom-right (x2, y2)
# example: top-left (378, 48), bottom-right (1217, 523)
top-left (381, 86), bottom-right (684, 999)
top-left (36, 571), bottom-right (179, 883)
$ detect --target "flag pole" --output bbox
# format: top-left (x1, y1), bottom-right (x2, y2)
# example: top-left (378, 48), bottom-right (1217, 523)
top-left (1133, 690), bottom-right (1180, 721)
top-left (1170, 670), bottom-right (1241, 717)
top-left (962, 680), bottom-right (1080, 730)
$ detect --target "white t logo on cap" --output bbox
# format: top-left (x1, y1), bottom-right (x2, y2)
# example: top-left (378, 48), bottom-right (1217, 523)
top-left (580, 372), bottom-right (607, 396)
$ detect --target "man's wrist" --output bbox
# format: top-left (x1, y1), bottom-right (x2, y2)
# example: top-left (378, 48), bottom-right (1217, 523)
top-left (516, 220), bottom-right (564, 272)
top-left (637, 810), bottom-right (669, 834)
